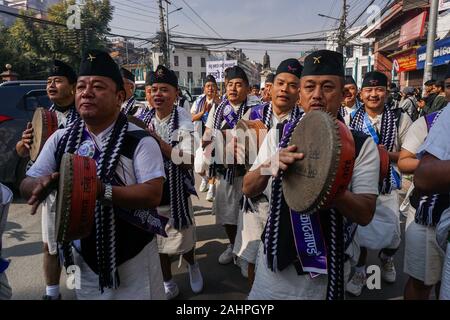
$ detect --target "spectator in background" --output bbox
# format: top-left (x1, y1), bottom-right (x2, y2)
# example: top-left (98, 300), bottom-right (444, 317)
top-left (417, 96), bottom-right (427, 117)
top-left (388, 83), bottom-right (401, 109)
top-left (423, 80), bottom-right (438, 113)
top-left (400, 86), bottom-right (419, 121)
top-left (423, 79), bottom-right (436, 98)
top-left (425, 80), bottom-right (447, 115)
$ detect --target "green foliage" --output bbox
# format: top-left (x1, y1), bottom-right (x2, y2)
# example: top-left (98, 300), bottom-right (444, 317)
top-left (0, 0), bottom-right (113, 79)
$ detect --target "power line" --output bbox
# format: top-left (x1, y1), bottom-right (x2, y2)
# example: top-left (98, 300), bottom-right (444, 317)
top-left (114, 12), bottom-right (158, 24)
top-left (178, 0), bottom-right (223, 39)
top-left (111, 3), bottom-right (159, 19)
top-left (113, 0), bottom-right (159, 14)
top-left (171, 3), bottom-right (213, 37)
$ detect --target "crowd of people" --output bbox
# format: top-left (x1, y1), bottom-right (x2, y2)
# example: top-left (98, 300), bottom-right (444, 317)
top-left (0, 47), bottom-right (449, 301)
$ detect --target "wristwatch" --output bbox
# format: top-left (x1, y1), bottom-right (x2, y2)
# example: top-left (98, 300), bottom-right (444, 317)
top-left (101, 183), bottom-right (113, 206)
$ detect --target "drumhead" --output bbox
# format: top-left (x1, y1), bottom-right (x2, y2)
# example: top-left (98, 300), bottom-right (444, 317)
top-left (282, 111), bottom-right (341, 213)
top-left (235, 119), bottom-right (267, 169)
top-left (30, 108), bottom-right (46, 161)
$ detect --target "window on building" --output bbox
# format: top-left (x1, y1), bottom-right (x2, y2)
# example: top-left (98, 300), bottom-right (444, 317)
top-left (201, 72), bottom-right (206, 80)
top-left (362, 43), bottom-right (370, 56)
top-left (187, 56), bottom-right (192, 67)
top-left (187, 71), bottom-right (193, 83)
top-left (174, 71), bottom-right (180, 79)
top-left (361, 66), bottom-right (368, 77)
top-left (346, 45), bottom-right (354, 58)
top-left (345, 68), bottom-right (353, 76)
top-left (201, 57), bottom-right (206, 68)
top-left (174, 55), bottom-right (179, 67)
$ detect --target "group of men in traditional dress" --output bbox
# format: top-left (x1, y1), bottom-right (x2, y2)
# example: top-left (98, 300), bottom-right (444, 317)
top-left (2, 45), bottom-right (449, 301)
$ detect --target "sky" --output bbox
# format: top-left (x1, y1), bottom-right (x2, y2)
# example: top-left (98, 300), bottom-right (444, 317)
top-left (109, 0), bottom-right (389, 67)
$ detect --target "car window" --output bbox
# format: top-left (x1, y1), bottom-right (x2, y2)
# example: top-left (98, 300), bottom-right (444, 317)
top-left (134, 84), bottom-right (146, 102)
top-left (0, 85), bottom-right (49, 118)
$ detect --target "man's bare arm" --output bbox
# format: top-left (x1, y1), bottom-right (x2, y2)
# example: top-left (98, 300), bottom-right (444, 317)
top-left (414, 154), bottom-right (450, 194)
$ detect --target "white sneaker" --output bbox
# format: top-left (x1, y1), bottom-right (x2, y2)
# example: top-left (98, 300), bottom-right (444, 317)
top-left (164, 281), bottom-right (179, 300)
top-left (199, 178), bottom-right (208, 193)
top-left (218, 244), bottom-right (234, 265)
top-left (381, 256), bottom-right (396, 283)
top-left (206, 184), bottom-right (214, 202)
top-left (235, 257), bottom-right (248, 278)
top-left (188, 262), bottom-right (204, 294)
top-left (346, 271), bottom-right (366, 296)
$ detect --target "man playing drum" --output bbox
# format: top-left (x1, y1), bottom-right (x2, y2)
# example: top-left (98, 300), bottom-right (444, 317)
top-left (347, 71), bottom-right (412, 296)
top-left (243, 50), bottom-right (379, 300)
top-left (233, 58), bottom-right (303, 287)
top-left (414, 104), bottom-right (450, 300)
top-left (203, 66), bottom-right (259, 266)
top-left (20, 50), bottom-right (166, 300)
top-left (16, 59), bottom-right (78, 300)
top-left (139, 65), bottom-right (203, 300)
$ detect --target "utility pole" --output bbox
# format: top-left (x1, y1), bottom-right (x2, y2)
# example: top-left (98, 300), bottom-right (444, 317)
top-left (423, 0), bottom-right (439, 89)
top-left (158, 0), bottom-right (168, 67)
top-left (337, 0), bottom-right (348, 54)
top-left (165, 0), bottom-right (171, 69)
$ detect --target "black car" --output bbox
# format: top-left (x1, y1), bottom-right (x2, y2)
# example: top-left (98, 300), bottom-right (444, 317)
top-left (0, 81), bottom-right (51, 189)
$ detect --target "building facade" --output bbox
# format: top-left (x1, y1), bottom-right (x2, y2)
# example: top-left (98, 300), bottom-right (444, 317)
top-left (327, 26), bottom-right (375, 88)
top-left (361, 0), bottom-right (450, 89)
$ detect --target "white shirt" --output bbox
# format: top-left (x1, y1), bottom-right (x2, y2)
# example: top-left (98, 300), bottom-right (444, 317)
top-left (418, 104), bottom-right (450, 160)
top-left (27, 122), bottom-right (165, 186)
top-left (149, 106), bottom-right (194, 158)
top-left (367, 112), bottom-right (412, 153)
top-left (402, 116), bottom-right (428, 154)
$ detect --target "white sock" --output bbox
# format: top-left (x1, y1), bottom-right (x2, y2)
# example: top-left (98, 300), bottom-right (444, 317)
top-left (355, 266), bottom-right (366, 275)
top-left (46, 285), bottom-right (60, 297)
top-left (164, 280), bottom-right (175, 289)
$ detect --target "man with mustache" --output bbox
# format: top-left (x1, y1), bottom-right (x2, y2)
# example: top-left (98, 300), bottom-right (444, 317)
top-left (243, 50), bottom-right (379, 299)
top-left (233, 58), bottom-right (303, 286)
top-left (15, 60), bottom-right (79, 300)
top-left (20, 50), bottom-right (166, 299)
top-left (347, 71), bottom-right (412, 296)
top-left (339, 75), bottom-right (361, 126)
top-left (204, 66), bottom-right (258, 265)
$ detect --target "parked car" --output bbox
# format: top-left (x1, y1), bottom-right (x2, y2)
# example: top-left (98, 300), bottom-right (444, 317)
top-left (0, 81), bottom-right (51, 189)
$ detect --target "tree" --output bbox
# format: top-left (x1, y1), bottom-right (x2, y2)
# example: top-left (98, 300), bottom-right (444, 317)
top-left (3, 0), bottom-right (114, 79)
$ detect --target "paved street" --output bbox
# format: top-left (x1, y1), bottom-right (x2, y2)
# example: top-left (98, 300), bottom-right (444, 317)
top-left (2, 177), bottom-right (417, 300)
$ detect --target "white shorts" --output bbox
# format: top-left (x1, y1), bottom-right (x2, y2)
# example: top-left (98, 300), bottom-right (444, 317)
top-left (214, 175), bottom-right (243, 226)
top-left (156, 199), bottom-right (196, 255)
top-left (233, 198), bottom-right (269, 264)
top-left (73, 239), bottom-right (165, 300)
top-left (41, 192), bottom-right (57, 255)
top-left (440, 243), bottom-right (450, 300)
top-left (356, 191), bottom-right (401, 250)
top-left (248, 243), bottom-right (351, 300)
top-left (404, 207), bottom-right (445, 286)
